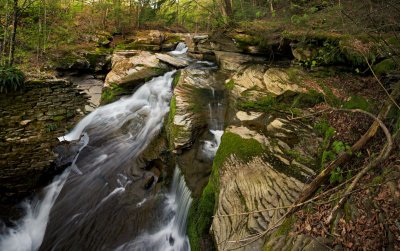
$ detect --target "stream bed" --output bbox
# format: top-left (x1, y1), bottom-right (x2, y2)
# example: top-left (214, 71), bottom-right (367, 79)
top-left (0, 44), bottom-right (224, 251)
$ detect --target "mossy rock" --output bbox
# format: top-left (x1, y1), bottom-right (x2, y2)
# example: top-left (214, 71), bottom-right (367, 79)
top-left (52, 53), bottom-right (90, 71)
top-left (372, 58), bottom-right (398, 75)
top-left (187, 131), bottom-right (265, 251)
top-left (120, 67), bottom-right (168, 86)
top-left (100, 84), bottom-right (125, 105)
top-left (115, 42), bottom-right (161, 51)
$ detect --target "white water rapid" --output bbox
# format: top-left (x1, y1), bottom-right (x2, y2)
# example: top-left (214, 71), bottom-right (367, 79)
top-left (0, 71), bottom-right (176, 251)
top-left (0, 133), bottom-right (88, 251)
top-left (202, 86), bottom-right (224, 158)
top-left (0, 42), bottom-right (224, 251)
top-left (116, 166), bottom-right (192, 251)
top-left (169, 42), bottom-right (188, 55)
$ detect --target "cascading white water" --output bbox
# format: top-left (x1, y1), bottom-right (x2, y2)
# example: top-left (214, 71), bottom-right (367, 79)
top-left (169, 42), bottom-right (188, 55)
top-left (202, 85), bottom-right (224, 158)
top-left (0, 42), bottom-right (223, 251)
top-left (116, 166), bottom-right (192, 251)
top-left (0, 71), bottom-right (177, 251)
top-left (0, 133), bottom-right (88, 251)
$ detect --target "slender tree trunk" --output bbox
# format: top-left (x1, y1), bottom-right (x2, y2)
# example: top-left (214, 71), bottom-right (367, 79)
top-left (1, 0), bottom-right (10, 65)
top-left (269, 0), bottom-right (274, 15)
top-left (9, 0), bottom-right (18, 66)
top-left (223, 0), bottom-right (232, 17)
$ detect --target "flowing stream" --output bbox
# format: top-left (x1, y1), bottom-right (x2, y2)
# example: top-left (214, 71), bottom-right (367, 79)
top-left (0, 43), bottom-right (223, 251)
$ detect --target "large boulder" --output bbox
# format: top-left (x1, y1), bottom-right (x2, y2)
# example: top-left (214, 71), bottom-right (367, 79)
top-left (167, 69), bottom-right (213, 149)
top-left (135, 30), bottom-right (166, 46)
top-left (230, 66), bottom-right (306, 98)
top-left (211, 116), bottom-right (320, 251)
top-left (104, 50), bottom-right (169, 88)
top-left (214, 51), bottom-right (266, 71)
top-left (167, 68), bottom-right (227, 196)
top-left (156, 53), bottom-right (189, 68)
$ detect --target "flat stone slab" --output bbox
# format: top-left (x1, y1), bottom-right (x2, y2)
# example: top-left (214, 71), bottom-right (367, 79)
top-left (156, 53), bottom-right (189, 68)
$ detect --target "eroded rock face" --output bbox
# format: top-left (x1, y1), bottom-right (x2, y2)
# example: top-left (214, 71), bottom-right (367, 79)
top-left (214, 51), bottom-right (266, 71)
top-left (211, 117), bottom-right (320, 251)
top-left (68, 75), bottom-right (103, 112)
top-left (231, 65), bottom-right (306, 98)
top-left (104, 50), bottom-right (169, 87)
top-left (167, 68), bottom-right (227, 196)
top-left (168, 69), bottom-right (214, 149)
top-left (213, 156), bottom-right (304, 251)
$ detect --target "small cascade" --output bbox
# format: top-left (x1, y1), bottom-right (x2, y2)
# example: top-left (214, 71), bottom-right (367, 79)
top-left (116, 166), bottom-right (192, 251)
top-left (0, 134), bottom-right (88, 251)
top-left (202, 85), bottom-right (224, 158)
top-left (170, 42), bottom-right (188, 55)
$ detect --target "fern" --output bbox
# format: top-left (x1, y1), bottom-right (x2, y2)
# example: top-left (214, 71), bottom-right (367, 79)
top-left (0, 65), bottom-right (25, 93)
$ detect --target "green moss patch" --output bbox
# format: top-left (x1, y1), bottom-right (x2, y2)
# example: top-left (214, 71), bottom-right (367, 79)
top-left (237, 89), bottom-right (324, 113)
top-left (343, 95), bottom-right (371, 111)
top-left (373, 58), bottom-right (398, 75)
top-left (166, 95), bottom-right (177, 150)
top-left (100, 84), bottom-right (124, 105)
top-left (172, 71), bottom-right (181, 88)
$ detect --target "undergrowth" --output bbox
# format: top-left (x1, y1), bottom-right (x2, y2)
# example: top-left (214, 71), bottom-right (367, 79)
top-left (0, 66), bottom-right (25, 93)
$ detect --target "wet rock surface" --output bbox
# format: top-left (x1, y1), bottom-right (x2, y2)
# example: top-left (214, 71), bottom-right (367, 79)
top-left (167, 67), bottom-right (227, 196)
top-left (104, 50), bottom-right (169, 88)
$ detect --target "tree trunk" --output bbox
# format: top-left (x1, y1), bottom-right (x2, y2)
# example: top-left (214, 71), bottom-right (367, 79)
top-left (222, 0), bottom-right (233, 18)
top-left (9, 0), bottom-right (18, 66)
top-left (1, 0), bottom-right (10, 65)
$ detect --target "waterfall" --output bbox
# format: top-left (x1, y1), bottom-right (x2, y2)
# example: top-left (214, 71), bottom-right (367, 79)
top-left (170, 42), bottom-right (188, 55)
top-left (202, 85), bottom-right (224, 158)
top-left (0, 134), bottom-right (88, 251)
top-left (0, 42), bottom-right (223, 251)
top-left (0, 71), bottom-right (176, 251)
top-left (116, 166), bottom-right (192, 251)
top-left (0, 171), bottom-right (67, 251)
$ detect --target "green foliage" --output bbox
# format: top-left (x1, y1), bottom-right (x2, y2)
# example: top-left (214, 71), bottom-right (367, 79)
top-left (314, 118), bottom-right (332, 136)
top-left (238, 89), bottom-right (325, 114)
top-left (238, 95), bottom-right (278, 112)
top-left (291, 13), bottom-right (310, 25)
top-left (321, 139), bottom-right (352, 170)
top-left (314, 40), bottom-right (344, 65)
top-left (0, 66), bottom-right (25, 93)
top-left (52, 115), bottom-right (65, 122)
top-left (329, 167), bottom-right (344, 184)
top-left (314, 119), bottom-right (354, 183)
top-left (318, 83), bottom-right (342, 107)
top-left (225, 79), bottom-right (235, 90)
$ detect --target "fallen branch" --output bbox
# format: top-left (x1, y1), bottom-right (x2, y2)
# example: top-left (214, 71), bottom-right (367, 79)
top-left (325, 126), bottom-right (397, 225)
top-left (287, 108), bottom-right (390, 218)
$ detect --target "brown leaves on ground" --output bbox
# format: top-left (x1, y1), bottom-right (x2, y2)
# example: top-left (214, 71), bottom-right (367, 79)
top-left (293, 162), bottom-right (400, 250)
